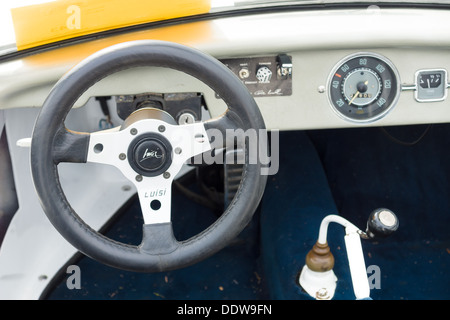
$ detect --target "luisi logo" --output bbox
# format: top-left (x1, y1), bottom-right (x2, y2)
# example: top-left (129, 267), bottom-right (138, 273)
top-left (140, 148), bottom-right (163, 162)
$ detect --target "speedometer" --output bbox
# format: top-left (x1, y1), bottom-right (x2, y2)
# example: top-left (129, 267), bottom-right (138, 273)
top-left (328, 53), bottom-right (400, 123)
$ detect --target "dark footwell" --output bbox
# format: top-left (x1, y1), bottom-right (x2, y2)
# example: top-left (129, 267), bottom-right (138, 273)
top-left (47, 124), bottom-right (450, 300)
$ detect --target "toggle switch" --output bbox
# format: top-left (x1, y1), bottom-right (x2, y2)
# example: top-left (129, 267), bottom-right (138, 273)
top-left (276, 54), bottom-right (292, 79)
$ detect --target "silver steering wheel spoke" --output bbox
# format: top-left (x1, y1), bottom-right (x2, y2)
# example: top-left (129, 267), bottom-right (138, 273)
top-left (86, 115), bottom-right (212, 225)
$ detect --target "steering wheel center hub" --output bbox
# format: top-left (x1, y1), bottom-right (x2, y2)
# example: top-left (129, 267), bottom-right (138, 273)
top-left (128, 133), bottom-right (172, 177)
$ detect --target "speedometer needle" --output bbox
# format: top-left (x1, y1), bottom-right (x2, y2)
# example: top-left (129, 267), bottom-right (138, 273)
top-left (348, 80), bottom-right (369, 106)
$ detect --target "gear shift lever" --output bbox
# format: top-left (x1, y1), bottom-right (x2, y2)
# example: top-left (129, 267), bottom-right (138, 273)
top-left (299, 208), bottom-right (398, 300)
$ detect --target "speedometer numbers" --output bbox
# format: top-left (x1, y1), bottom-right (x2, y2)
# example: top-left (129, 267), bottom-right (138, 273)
top-left (328, 53), bottom-right (400, 123)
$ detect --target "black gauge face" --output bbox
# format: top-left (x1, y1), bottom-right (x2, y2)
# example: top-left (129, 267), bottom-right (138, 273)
top-left (419, 72), bottom-right (442, 89)
top-left (328, 53), bottom-right (400, 122)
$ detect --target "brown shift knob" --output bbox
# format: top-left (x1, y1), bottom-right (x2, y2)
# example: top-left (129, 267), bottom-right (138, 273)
top-left (305, 241), bottom-right (335, 272)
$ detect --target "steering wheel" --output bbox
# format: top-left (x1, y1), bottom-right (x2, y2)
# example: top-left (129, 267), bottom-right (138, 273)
top-left (30, 41), bottom-right (267, 272)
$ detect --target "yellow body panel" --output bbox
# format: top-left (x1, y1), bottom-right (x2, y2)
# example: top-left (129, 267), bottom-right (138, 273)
top-left (11, 0), bottom-right (211, 50)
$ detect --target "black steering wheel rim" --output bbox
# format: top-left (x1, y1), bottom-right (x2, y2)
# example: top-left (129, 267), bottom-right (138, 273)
top-left (31, 40), bottom-right (267, 272)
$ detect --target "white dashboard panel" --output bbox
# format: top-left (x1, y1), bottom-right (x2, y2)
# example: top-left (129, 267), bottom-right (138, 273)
top-left (0, 8), bottom-right (450, 130)
top-left (254, 48), bottom-right (450, 130)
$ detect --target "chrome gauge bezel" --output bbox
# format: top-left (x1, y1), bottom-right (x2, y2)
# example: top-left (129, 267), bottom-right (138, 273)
top-left (414, 68), bottom-right (448, 103)
top-left (327, 52), bottom-right (401, 124)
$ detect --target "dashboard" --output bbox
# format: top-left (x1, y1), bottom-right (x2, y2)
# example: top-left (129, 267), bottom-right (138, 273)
top-left (1, 7), bottom-right (450, 130)
top-left (1, 2), bottom-right (450, 300)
